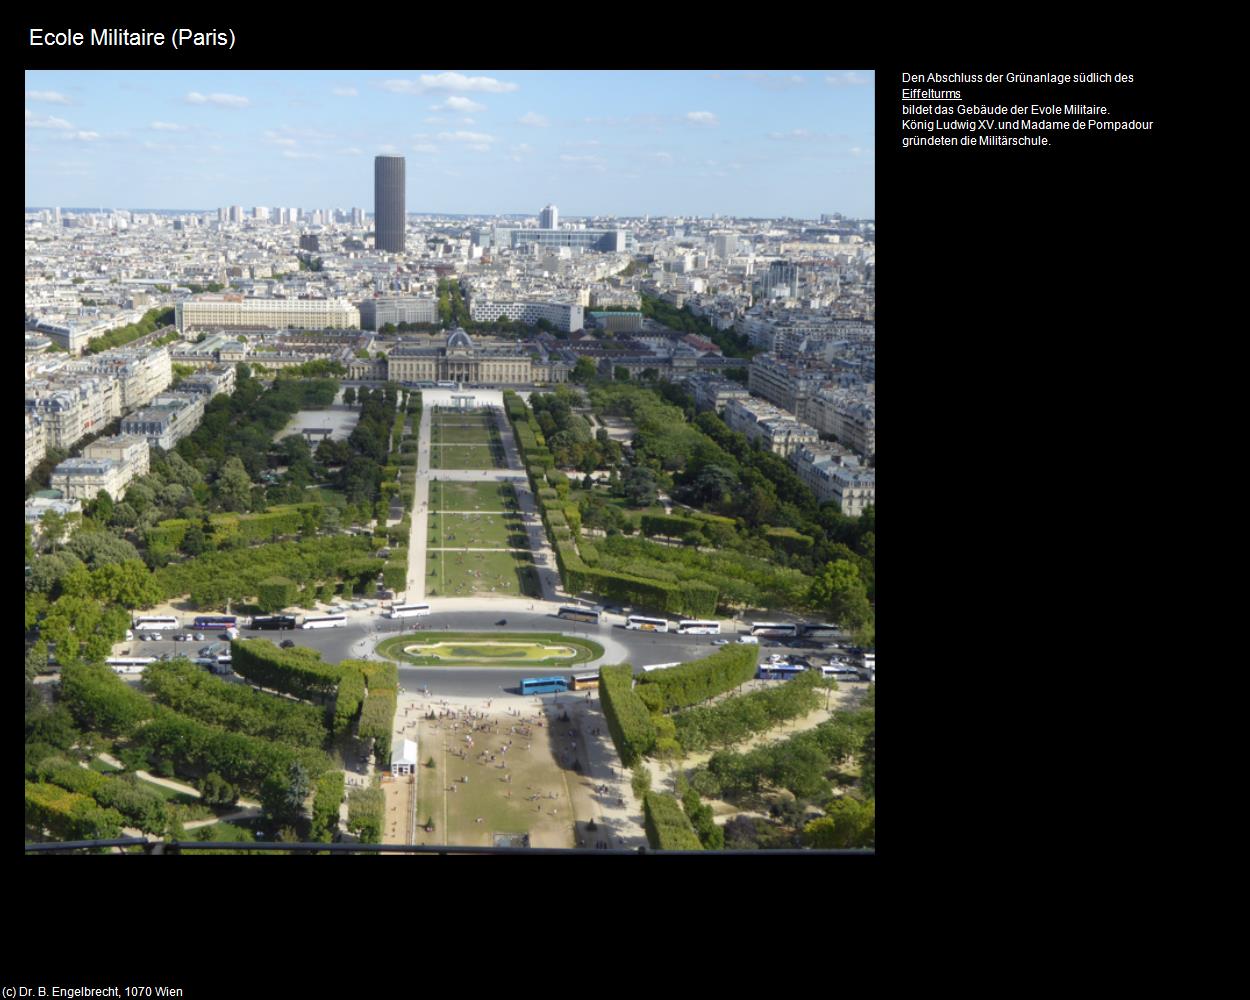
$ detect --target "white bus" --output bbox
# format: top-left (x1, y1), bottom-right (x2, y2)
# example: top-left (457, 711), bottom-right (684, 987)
top-left (626, 615), bottom-right (669, 633)
top-left (677, 620), bottom-right (720, 635)
top-left (133, 615), bottom-right (179, 631)
top-left (749, 622), bottom-right (798, 638)
top-left (820, 665), bottom-right (861, 679)
top-left (107, 657), bottom-right (156, 674)
top-left (641, 662), bottom-right (681, 672)
top-left (388, 603), bottom-right (432, 620)
top-left (436, 380), bottom-right (456, 388)
top-left (301, 615), bottom-right (347, 630)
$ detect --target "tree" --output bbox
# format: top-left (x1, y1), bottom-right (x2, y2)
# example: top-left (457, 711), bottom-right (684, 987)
top-left (257, 576), bottom-right (298, 613)
top-left (200, 772), bottom-right (238, 808)
top-left (66, 530), bottom-right (142, 569)
top-left (215, 457), bottom-right (253, 513)
top-left (181, 522), bottom-right (208, 556)
top-left (614, 366), bottom-right (630, 382)
top-left (25, 523), bottom-right (35, 564)
top-left (90, 490), bottom-right (115, 523)
top-left (806, 560), bottom-right (873, 632)
top-left (571, 357), bottom-right (598, 383)
top-left (342, 386), bottom-right (356, 407)
top-left (804, 796), bottom-right (874, 849)
top-left (40, 510), bottom-right (67, 552)
top-left (620, 465), bottom-right (658, 508)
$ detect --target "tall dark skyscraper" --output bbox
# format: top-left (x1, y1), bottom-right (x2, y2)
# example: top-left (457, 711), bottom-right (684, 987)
top-left (374, 155), bottom-right (406, 253)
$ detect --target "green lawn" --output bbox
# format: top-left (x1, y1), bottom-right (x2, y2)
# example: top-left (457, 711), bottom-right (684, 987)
top-left (428, 512), bottom-right (528, 550)
top-left (432, 423), bottom-right (500, 445)
top-left (304, 486), bottom-right (347, 506)
top-left (429, 480), bottom-right (518, 512)
top-left (89, 757), bottom-right (124, 774)
top-left (426, 549), bottom-right (540, 598)
top-left (133, 775), bottom-right (202, 806)
top-left (377, 631), bottom-right (604, 667)
top-left (431, 444), bottom-right (507, 469)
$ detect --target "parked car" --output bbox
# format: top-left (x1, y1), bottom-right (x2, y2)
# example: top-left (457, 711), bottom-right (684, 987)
top-left (280, 639), bottom-right (296, 649)
top-left (139, 633), bottom-right (152, 641)
top-left (711, 639), bottom-right (730, 645)
top-left (193, 633), bottom-right (205, 641)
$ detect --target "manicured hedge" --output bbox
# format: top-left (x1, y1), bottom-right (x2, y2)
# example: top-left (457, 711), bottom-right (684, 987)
top-left (347, 786), bottom-right (384, 842)
top-left (356, 659), bottom-right (399, 692)
top-left (37, 757), bottom-right (172, 836)
top-left (599, 664), bottom-right (656, 766)
top-left (25, 780), bottom-right (124, 841)
top-left (310, 770), bottom-right (345, 842)
top-left (230, 639), bottom-right (343, 701)
top-left (643, 791), bottom-right (703, 851)
top-left (634, 644), bottom-right (759, 713)
top-left (765, 526), bottom-right (814, 555)
top-left (641, 514), bottom-right (701, 539)
top-left (59, 661), bottom-right (155, 737)
top-left (359, 689), bottom-right (397, 763)
top-left (332, 665), bottom-right (366, 736)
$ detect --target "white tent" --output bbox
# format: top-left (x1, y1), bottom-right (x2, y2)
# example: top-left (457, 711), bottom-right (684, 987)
top-left (391, 737), bottom-right (418, 775)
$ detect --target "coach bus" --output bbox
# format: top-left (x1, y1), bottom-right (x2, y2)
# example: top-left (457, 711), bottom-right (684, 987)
top-left (520, 675), bottom-right (569, 695)
top-left (436, 380), bottom-right (456, 388)
top-left (107, 657), bottom-right (155, 674)
top-left (300, 615), bottom-right (347, 630)
top-left (677, 620), bottom-right (720, 635)
top-left (626, 615), bottom-right (669, 633)
top-left (388, 603), bottom-right (432, 620)
top-left (757, 663), bottom-right (806, 681)
top-left (250, 615), bottom-right (297, 631)
top-left (799, 622), bottom-right (841, 640)
top-left (133, 615), bottom-right (179, 631)
top-left (820, 664), bottom-right (861, 679)
top-left (641, 662), bottom-right (681, 672)
top-left (569, 673), bottom-right (599, 691)
top-left (556, 606), bottom-right (601, 624)
top-left (750, 622), bottom-right (799, 639)
top-left (193, 615), bottom-right (237, 631)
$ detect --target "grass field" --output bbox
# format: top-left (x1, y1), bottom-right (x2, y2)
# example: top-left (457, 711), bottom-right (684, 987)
top-left (377, 631), bottom-right (603, 667)
top-left (431, 444), bottom-right (507, 469)
top-left (429, 480), bottom-right (517, 512)
top-left (426, 549), bottom-right (540, 598)
top-left (428, 513), bottom-right (528, 550)
top-left (413, 715), bottom-right (574, 848)
top-left (432, 423), bottom-right (501, 445)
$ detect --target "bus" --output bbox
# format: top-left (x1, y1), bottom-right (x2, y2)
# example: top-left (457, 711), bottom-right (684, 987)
top-left (569, 673), bottom-right (599, 691)
top-left (641, 662), bottom-right (681, 672)
top-left (677, 620), bottom-right (720, 635)
top-left (750, 622), bottom-right (799, 639)
top-left (819, 665), bottom-right (861, 679)
top-left (799, 622), bottom-right (842, 640)
top-left (857, 651), bottom-right (876, 670)
top-left (520, 675), bottom-right (569, 695)
top-left (193, 615), bottom-right (237, 630)
top-left (107, 657), bottom-right (155, 674)
top-left (757, 664), bottom-right (806, 681)
top-left (250, 615), bottom-right (297, 630)
top-left (626, 615), bottom-right (669, 633)
top-left (388, 603), bottom-right (432, 620)
top-left (436, 380), bottom-right (456, 388)
top-left (133, 615), bottom-right (179, 631)
top-left (556, 606), bottom-right (601, 624)
top-left (300, 615), bottom-right (347, 630)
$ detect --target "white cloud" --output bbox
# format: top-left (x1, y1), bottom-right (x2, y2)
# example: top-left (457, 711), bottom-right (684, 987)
top-left (436, 95), bottom-right (486, 113)
top-left (825, 71), bottom-right (872, 87)
top-left (519, 111), bottom-right (549, 127)
top-left (437, 131), bottom-right (496, 144)
top-left (26, 90), bottom-right (71, 104)
top-left (339, 147), bottom-right (364, 155)
top-left (467, 144), bottom-right (490, 152)
top-left (685, 111), bottom-right (719, 126)
top-left (423, 116), bottom-right (446, 124)
top-left (26, 111), bottom-right (74, 130)
top-left (66, 131), bottom-right (100, 142)
top-left (411, 144), bottom-right (440, 154)
top-left (560, 154), bottom-right (607, 171)
top-left (740, 73), bottom-right (807, 90)
top-left (382, 73), bottom-right (519, 95)
top-left (420, 72), bottom-right (518, 93)
top-left (462, 117), bottom-right (476, 125)
top-left (281, 149), bottom-right (322, 160)
top-left (332, 86), bottom-right (359, 97)
top-left (185, 92), bottom-right (251, 108)
top-left (564, 139), bottom-right (600, 147)
top-left (150, 121), bottom-right (187, 131)
top-left (378, 143), bottom-right (399, 154)
top-left (650, 151), bottom-right (673, 163)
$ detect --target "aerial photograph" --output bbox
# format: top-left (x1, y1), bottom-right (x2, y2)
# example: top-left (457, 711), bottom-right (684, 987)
top-left (24, 69), bottom-right (876, 854)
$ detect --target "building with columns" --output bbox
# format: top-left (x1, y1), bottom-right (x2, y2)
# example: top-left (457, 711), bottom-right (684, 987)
top-left (385, 329), bottom-right (533, 384)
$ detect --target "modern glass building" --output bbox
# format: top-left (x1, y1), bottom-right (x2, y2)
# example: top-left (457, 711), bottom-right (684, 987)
top-left (374, 155), bottom-right (406, 253)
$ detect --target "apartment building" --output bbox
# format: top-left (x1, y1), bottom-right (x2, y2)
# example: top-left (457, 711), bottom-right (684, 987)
top-left (49, 457), bottom-right (130, 502)
top-left (747, 354), bottom-right (833, 423)
top-left (808, 388), bottom-right (876, 458)
top-left (25, 411), bottom-right (46, 479)
top-left (65, 344), bottom-right (173, 411)
top-left (175, 296), bottom-right (360, 332)
top-left (358, 296), bottom-right (438, 330)
top-left (176, 365), bottom-right (236, 398)
top-left (687, 374), bottom-right (751, 414)
top-left (120, 391), bottom-right (205, 451)
top-left (466, 299), bottom-right (584, 333)
top-left (723, 397), bottom-right (820, 457)
top-left (82, 434), bottom-right (150, 482)
top-left (791, 446), bottom-right (875, 515)
top-left (25, 375), bottom-right (120, 451)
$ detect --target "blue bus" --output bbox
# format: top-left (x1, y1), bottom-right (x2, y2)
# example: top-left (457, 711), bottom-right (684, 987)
top-left (520, 675), bottom-right (569, 695)
top-left (757, 664), bottom-right (806, 681)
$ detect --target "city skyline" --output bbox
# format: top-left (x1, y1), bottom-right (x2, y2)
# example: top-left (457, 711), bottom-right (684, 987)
top-left (24, 69), bottom-right (875, 218)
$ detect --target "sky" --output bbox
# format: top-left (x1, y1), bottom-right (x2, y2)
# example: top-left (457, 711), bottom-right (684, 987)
top-left (24, 70), bottom-right (874, 219)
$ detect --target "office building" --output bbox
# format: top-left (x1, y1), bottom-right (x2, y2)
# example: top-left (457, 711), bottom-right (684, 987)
top-left (540, 204), bottom-right (559, 230)
top-left (467, 299), bottom-right (584, 333)
top-left (175, 296), bottom-right (360, 332)
top-left (359, 296), bottom-right (438, 330)
top-left (374, 155), bottom-right (406, 253)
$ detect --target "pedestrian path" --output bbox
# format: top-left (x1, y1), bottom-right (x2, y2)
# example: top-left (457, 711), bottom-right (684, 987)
top-left (406, 404), bottom-right (433, 599)
top-left (492, 406), bottom-right (563, 602)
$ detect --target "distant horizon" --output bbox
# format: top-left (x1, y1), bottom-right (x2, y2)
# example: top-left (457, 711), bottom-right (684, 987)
top-left (25, 69), bottom-right (875, 218)
top-left (24, 207), bottom-right (872, 222)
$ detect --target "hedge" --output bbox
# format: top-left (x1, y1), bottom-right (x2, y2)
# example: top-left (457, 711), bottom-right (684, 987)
top-left (599, 664), bottom-right (656, 766)
top-left (230, 639), bottom-right (343, 701)
top-left (147, 504), bottom-right (323, 551)
top-left (38, 757), bottom-right (172, 836)
top-left (359, 688), bottom-right (397, 763)
top-left (310, 770), bottom-right (345, 841)
top-left (634, 644), bottom-right (759, 712)
top-left (25, 780), bottom-right (124, 841)
top-left (348, 786), bottom-right (385, 842)
top-left (136, 709), bottom-right (332, 797)
top-left (332, 665), bottom-right (366, 736)
top-left (537, 487), bottom-right (559, 501)
top-left (764, 526), bottom-right (814, 555)
top-left (356, 659), bottom-right (399, 692)
top-left (640, 514), bottom-right (701, 539)
top-left (59, 661), bottom-right (156, 736)
top-left (643, 791), bottom-right (703, 851)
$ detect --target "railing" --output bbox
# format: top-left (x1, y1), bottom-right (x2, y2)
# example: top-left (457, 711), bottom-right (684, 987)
top-left (24, 839), bottom-right (874, 856)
